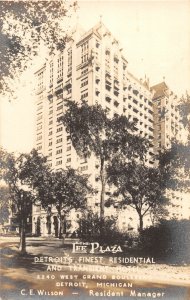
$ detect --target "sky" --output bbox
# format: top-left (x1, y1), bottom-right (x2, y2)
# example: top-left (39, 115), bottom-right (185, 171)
top-left (1, 0), bottom-right (190, 153)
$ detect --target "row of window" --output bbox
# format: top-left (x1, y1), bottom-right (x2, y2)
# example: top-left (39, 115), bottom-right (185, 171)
top-left (80, 165), bottom-right (88, 172)
top-left (57, 126), bottom-right (63, 133)
top-left (81, 79), bottom-right (88, 88)
top-left (50, 61), bottom-right (54, 84)
top-left (56, 148), bottom-right (62, 155)
top-left (57, 105), bottom-right (63, 111)
top-left (81, 92), bottom-right (88, 100)
top-left (81, 67), bottom-right (88, 76)
top-left (81, 41), bottom-right (89, 53)
top-left (48, 140), bottom-right (71, 150)
top-left (56, 138), bottom-right (62, 144)
top-left (49, 50), bottom-right (74, 85)
top-left (81, 53), bottom-right (89, 64)
top-left (36, 135), bottom-right (42, 141)
top-left (37, 71), bottom-right (44, 90)
top-left (37, 124), bottom-right (42, 130)
top-left (37, 115), bottom-right (42, 121)
top-left (56, 160), bottom-right (62, 166)
top-left (37, 104), bottom-right (43, 111)
top-left (36, 145), bottom-right (42, 150)
top-left (57, 56), bottom-right (64, 79)
top-left (68, 50), bottom-right (72, 74)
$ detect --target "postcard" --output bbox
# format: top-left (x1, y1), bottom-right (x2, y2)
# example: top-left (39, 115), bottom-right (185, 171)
top-left (0, 1), bottom-right (190, 299)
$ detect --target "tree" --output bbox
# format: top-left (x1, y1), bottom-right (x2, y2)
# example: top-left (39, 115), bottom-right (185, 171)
top-left (107, 158), bottom-right (168, 232)
top-left (0, 148), bottom-right (50, 254)
top-left (156, 93), bottom-right (190, 218)
top-left (0, 1), bottom-right (78, 98)
top-left (158, 141), bottom-right (190, 194)
top-left (78, 210), bottom-right (127, 246)
top-left (59, 100), bottom-right (147, 220)
top-left (38, 168), bottom-right (92, 239)
top-left (140, 220), bottom-right (190, 264)
top-left (178, 92), bottom-right (190, 138)
top-left (0, 185), bottom-right (10, 225)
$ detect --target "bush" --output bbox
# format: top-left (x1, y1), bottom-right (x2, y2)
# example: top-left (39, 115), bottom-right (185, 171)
top-left (78, 211), bottom-right (128, 246)
top-left (140, 219), bottom-right (190, 264)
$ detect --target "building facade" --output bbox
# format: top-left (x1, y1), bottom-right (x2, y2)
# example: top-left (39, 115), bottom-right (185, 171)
top-left (151, 82), bottom-right (189, 220)
top-left (151, 81), bottom-right (182, 153)
top-left (32, 22), bottom-right (187, 236)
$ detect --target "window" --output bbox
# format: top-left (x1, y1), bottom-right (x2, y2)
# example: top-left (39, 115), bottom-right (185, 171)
top-left (114, 100), bottom-right (119, 107)
top-left (57, 105), bottom-right (63, 111)
top-left (50, 61), bottom-right (54, 84)
top-left (81, 92), bottom-right (88, 100)
top-left (57, 55), bottom-right (64, 79)
top-left (68, 50), bottom-right (72, 74)
top-left (133, 108), bottom-right (138, 114)
top-left (81, 77), bottom-right (88, 87)
top-left (56, 93), bottom-right (63, 100)
top-left (56, 138), bottom-right (62, 143)
top-left (114, 64), bottom-right (118, 76)
top-left (81, 41), bottom-right (89, 52)
top-left (105, 52), bottom-right (110, 71)
top-left (67, 157), bottom-right (71, 162)
top-left (81, 68), bottom-right (88, 76)
top-left (114, 54), bottom-right (119, 64)
top-left (37, 104), bottom-right (43, 111)
top-left (56, 149), bottom-right (62, 155)
top-left (37, 70), bottom-right (44, 90)
top-left (105, 84), bottom-right (111, 92)
top-left (133, 89), bottom-right (139, 96)
top-left (36, 135), bottom-right (42, 141)
top-left (56, 160), bottom-right (62, 166)
top-left (37, 115), bottom-right (42, 121)
top-left (81, 41), bottom-right (89, 64)
top-left (80, 157), bottom-right (87, 164)
top-left (81, 54), bottom-right (88, 64)
top-left (37, 125), bottom-right (42, 130)
top-left (80, 165), bottom-right (88, 171)
top-left (96, 40), bottom-right (100, 48)
top-left (56, 127), bottom-right (63, 132)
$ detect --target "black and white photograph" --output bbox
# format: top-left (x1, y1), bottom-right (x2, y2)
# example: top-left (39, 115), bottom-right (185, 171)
top-left (0, 1), bottom-right (190, 299)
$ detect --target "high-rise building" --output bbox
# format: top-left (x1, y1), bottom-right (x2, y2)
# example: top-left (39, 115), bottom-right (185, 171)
top-left (33, 22), bottom-right (187, 236)
top-left (151, 81), bottom-right (182, 154)
top-left (35, 22), bottom-right (154, 168)
top-left (151, 82), bottom-right (189, 220)
top-left (33, 22), bottom-right (155, 235)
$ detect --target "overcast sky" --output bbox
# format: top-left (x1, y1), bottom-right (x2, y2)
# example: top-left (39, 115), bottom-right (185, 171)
top-left (1, 0), bottom-right (190, 153)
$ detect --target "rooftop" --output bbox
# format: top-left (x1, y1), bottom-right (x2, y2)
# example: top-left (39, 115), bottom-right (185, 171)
top-left (151, 81), bottom-right (169, 99)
